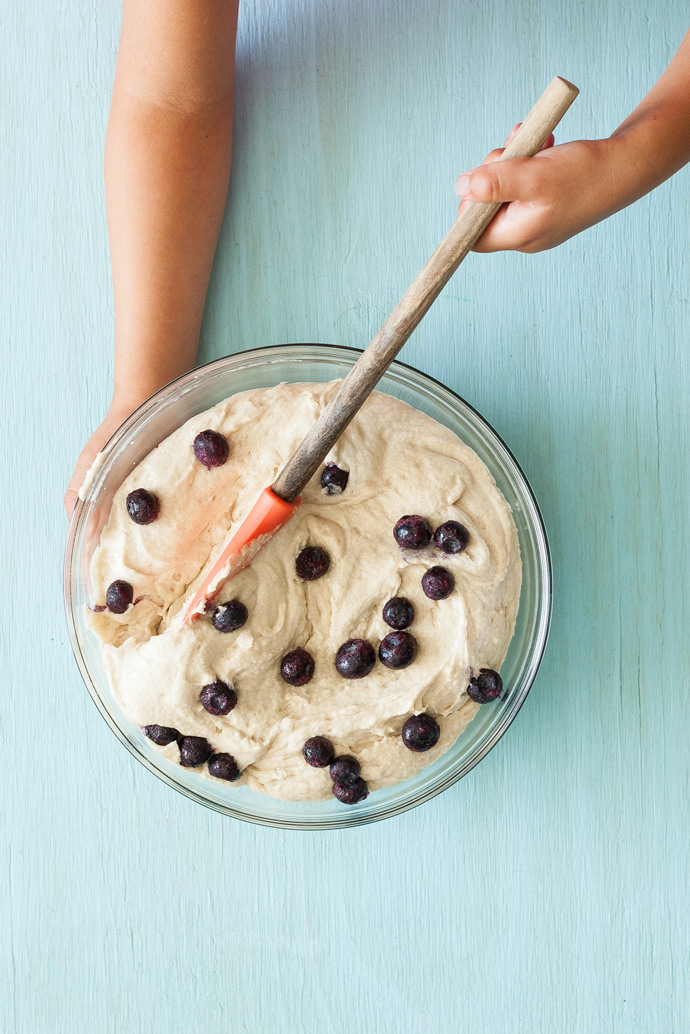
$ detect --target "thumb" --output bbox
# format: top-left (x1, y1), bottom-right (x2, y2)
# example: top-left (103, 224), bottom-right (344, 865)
top-left (64, 485), bottom-right (79, 519)
top-left (455, 155), bottom-right (544, 205)
top-left (64, 453), bottom-right (91, 518)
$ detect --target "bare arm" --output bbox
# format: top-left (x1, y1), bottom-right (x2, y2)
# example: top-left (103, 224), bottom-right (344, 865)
top-left (454, 27), bottom-right (690, 253)
top-left (64, 0), bottom-right (239, 515)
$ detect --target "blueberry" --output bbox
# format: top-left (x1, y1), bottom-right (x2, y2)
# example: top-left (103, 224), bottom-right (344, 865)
top-left (329, 754), bottom-right (360, 786)
top-left (105, 579), bottom-right (133, 614)
top-left (211, 599), bottom-right (248, 633)
top-left (126, 488), bottom-right (160, 525)
top-left (401, 713), bottom-right (440, 752)
top-left (295, 546), bottom-right (330, 581)
top-left (421, 565), bottom-right (455, 600)
top-left (382, 596), bottom-right (415, 630)
top-left (178, 735), bottom-right (213, 767)
top-left (467, 668), bottom-right (503, 703)
top-left (332, 777), bottom-right (369, 805)
top-left (199, 680), bottom-right (237, 716)
top-left (321, 463), bottom-right (349, 495)
top-left (302, 736), bottom-right (335, 768)
top-left (334, 639), bottom-right (376, 679)
top-left (280, 648), bottom-right (315, 686)
top-left (143, 724), bottom-right (179, 746)
top-left (193, 429), bottom-right (229, 469)
top-left (393, 515), bottom-right (432, 550)
top-left (433, 520), bottom-right (469, 554)
top-left (207, 752), bottom-right (241, 781)
top-left (378, 630), bottom-right (418, 669)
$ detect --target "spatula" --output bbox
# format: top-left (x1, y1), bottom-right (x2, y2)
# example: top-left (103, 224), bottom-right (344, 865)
top-left (180, 75), bottom-right (578, 624)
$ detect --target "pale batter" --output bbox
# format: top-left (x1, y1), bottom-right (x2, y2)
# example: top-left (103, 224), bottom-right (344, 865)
top-left (87, 381), bottom-right (521, 802)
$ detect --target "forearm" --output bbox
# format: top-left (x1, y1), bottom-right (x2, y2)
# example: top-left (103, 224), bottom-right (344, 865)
top-left (106, 95), bottom-right (234, 405)
top-left (606, 27), bottom-right (690, 213)
top-left (106, 0), bottom-right (239, 409)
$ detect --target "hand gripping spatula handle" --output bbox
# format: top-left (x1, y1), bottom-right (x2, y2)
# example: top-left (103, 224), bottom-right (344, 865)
top-left (181, 75), bottom-right (578, 624)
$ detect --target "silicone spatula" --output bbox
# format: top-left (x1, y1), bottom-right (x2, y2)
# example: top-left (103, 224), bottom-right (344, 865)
top-left (180, 75), bottom-right (578, 624)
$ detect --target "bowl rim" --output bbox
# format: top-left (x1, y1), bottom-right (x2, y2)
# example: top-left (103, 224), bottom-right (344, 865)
top-left (64, 343), bottom-right (553, 829)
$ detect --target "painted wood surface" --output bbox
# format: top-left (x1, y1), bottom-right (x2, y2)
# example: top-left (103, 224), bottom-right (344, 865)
top-left (2, 1), bottom-right (689, 1031)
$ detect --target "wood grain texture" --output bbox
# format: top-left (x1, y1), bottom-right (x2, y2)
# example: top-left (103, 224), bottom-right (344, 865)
top-left (3, 1), bottom-right (690, 1032)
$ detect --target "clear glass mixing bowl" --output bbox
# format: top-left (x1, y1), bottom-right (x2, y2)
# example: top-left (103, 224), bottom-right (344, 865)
top-left (64, 344), bottom-right (552, 829)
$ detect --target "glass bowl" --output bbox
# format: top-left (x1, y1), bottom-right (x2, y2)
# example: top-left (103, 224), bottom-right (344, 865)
top-left (64, 344), bottom-right (552, 829)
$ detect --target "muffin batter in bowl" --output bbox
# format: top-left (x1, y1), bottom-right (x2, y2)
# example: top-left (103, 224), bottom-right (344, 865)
top-left (87, 381), bottom-right (521, 803)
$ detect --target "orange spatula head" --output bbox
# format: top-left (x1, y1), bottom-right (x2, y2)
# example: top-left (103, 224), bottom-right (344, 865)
top-left (180, 486), bottom-right (300, 624)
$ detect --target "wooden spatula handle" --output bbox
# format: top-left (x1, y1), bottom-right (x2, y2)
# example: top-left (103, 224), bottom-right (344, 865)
top-left (272, 75), bottom-right (578, 502)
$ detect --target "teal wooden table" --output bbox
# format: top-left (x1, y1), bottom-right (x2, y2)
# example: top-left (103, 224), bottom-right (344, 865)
top-left (3, 1), bottom-right (690, 1031)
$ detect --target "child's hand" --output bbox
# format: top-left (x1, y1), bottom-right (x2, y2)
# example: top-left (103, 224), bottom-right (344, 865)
top-left (454, 133), bottom-right (620, 253)
top-left (64, 399), bottom-right (137, 518)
